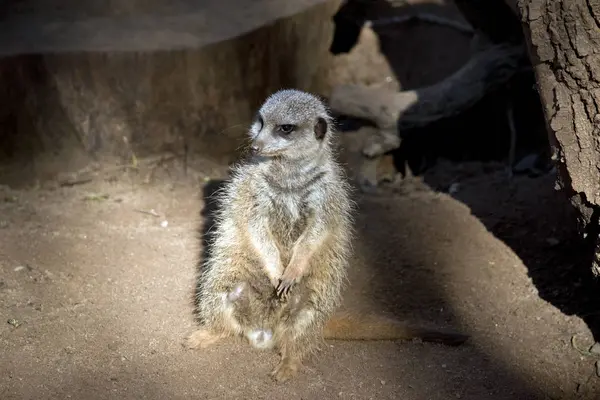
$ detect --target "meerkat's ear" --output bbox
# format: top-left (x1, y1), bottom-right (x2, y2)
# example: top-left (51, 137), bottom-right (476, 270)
top-left (314, 117), bottom-right (328, 140)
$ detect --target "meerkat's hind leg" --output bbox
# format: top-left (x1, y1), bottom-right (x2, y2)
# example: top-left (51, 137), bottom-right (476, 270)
top-left (270, 308), bottom-right (320, 382)
top-left (227, 282), bottom-right (246, 302)
top-left (270, 343), bottom-right (302, 383)
top-left (270, 332), bottom-right (318, 382)
top-left (185, 328), bottom-right (228, 349)
top-left (187, 282), bottom-right (248, 349)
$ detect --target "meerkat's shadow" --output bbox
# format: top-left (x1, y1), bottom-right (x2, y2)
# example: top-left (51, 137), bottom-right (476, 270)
top-left (193, 178), bottom-right (228, 314)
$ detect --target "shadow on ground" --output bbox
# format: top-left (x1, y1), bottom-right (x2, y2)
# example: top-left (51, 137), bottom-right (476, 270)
top-left (329, 0), bottom-right (600, 343)
top-left (423, 165), bottom-right (600, 343)
top-left (196, 175), bottom-right (543, 399)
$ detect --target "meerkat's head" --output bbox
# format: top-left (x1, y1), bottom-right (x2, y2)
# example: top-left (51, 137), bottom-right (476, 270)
top-left (248, 89), bottom-right (333, 160)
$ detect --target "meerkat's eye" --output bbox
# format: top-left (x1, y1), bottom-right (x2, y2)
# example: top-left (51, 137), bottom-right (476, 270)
top-left (278, 124), bottom-right (295, 134)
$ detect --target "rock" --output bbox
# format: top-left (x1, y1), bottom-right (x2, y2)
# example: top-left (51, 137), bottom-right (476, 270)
top-left (513, 154), bottom-right (539, 173)
top-left (0, 0), bottom-right (343, 186)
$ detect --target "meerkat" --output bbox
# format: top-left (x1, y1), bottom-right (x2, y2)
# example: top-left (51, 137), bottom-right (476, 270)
top-left (186, 89), bottom-right (468, 382)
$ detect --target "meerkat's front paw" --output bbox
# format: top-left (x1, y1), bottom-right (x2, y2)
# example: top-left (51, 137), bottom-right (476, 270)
top-left (269, 275), bottom-right (281, 289)
top-left (276, 279), bottom-right (295, 298)
top-left (185, 329), bottom-right (223, 349)
top-left (276, 262), bottom-right (305, 297)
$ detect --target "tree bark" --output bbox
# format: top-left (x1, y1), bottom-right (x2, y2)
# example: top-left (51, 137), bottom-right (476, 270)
top-left (517, 0), bottom-right (600, 275)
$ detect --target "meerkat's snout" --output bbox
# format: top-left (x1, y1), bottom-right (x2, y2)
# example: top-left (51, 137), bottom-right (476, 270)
top-left (248, 124), bottom-right (274, 156)
top-left (250, 143), bottom-right (262, 154)
top-left (249, 128), bottom-right (290, 157)
top-left (250, 135), bottom-right (270, 155)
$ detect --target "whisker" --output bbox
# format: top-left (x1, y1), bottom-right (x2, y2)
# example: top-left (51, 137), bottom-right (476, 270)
top-left (216, 123), bottom-right (248, 136)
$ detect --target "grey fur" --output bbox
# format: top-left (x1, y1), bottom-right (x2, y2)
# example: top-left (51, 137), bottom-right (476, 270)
top-left (187, 89), bottom-right (355, 382)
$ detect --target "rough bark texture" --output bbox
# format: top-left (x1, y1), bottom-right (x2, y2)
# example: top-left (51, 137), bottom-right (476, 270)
top-left (517, 0), bottom-right (600, 275)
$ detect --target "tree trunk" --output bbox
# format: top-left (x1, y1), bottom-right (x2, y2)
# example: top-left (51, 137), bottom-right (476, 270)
top-left (0, 0), bottom-right (342, 187)
top-left (517, 0), bottom-right (600, 275)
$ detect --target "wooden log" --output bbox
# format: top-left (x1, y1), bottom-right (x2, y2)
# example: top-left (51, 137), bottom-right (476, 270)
top-left (329, 43), bottom-right (527, 158)
top-left (0, 0), bottom-right (342, 186)
top-left (452, 0), bottom-right (523, 44)
top-left (459, 0), bottom-right (600, 276)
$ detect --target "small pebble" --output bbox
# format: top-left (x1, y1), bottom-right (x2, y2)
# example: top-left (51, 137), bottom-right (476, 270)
top-left (595, 361), bottom-right (600, 377)
top-left (448, 183), bottom-right (460, 194)
top-left (589, 342), bottom-right (600, 355)
top-left (514, 154), bottom-right (539, 172)
top-left (160, 220), bottom-right (168, 228)
top-left (14, 266), bottom-right (25, 272)
top-left (7, 318), bottom-right (21, 328)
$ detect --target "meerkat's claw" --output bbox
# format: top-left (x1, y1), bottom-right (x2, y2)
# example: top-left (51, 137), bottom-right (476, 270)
top-left (277, 263), bottom-right (304, 297)
top-left (269, 276), bottom-right (280, 289)
top-left (276, 280), bottom-right (295, 298)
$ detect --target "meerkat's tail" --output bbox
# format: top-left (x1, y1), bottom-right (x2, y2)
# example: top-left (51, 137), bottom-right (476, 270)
top-left (323, 312), bottom-right (469, 346)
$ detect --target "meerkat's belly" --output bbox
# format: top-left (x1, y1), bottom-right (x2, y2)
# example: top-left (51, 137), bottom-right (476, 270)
top-left (268, 198), bottom-right (308, 257)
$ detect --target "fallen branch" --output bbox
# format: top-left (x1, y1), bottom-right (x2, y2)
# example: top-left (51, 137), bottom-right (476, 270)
top-left (329, 43), bottom-right (528, 158)
top-left (367, 13), bottom-right (474, 35)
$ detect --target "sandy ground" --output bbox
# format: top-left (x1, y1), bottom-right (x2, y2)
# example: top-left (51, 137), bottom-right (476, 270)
top-left (1, 131), bottom-right (599, 400)
top-left (2, 0), bottom-right (599, 398)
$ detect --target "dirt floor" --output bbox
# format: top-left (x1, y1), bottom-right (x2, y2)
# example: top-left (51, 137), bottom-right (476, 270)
top-left (2, 0), bottom-right (600, 398)
top-left (1, 129), bottom-right (600, 400)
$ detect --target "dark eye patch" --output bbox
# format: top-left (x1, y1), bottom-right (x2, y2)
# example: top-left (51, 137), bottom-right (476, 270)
top-left (278, 124), bottom-right (296, 134)
top-left (255, 113), bottom-right (264, 130)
